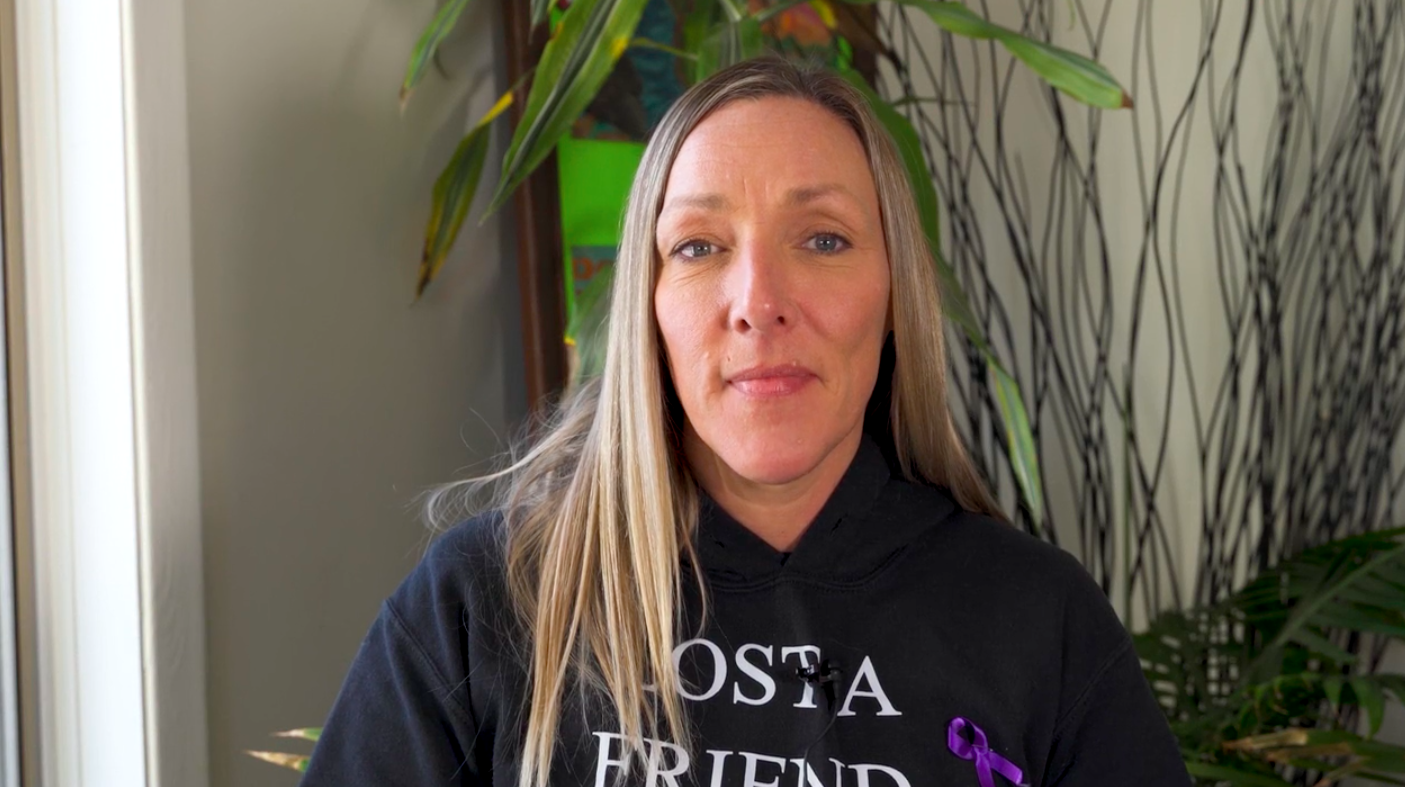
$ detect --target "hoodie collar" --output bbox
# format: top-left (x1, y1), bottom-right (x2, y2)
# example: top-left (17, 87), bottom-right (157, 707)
top-left (693, 434), bottom-right (908, 586)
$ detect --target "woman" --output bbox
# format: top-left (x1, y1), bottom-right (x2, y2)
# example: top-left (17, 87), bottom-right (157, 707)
top-left (302, 57), bottom-right (1187, 786)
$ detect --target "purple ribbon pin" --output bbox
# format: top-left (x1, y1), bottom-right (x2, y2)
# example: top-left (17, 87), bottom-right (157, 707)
top-left (947, 718), bottom-right (1028, 787)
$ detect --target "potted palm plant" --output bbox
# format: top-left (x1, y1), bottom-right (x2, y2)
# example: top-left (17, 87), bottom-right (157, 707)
top-left (1141, 528), bottom-right (1405, 784)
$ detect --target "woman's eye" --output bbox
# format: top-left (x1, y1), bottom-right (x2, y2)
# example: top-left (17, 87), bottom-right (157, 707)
top-left (673, 240), bottom-right (716, 259)
top-left (805, 233), bottom-right (850, 254)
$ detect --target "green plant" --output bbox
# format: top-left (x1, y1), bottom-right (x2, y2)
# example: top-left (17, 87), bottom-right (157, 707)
top-left (246, 727), bottom-right (320, 774)
top-left (1138, 527), bottom-right (1405, 784)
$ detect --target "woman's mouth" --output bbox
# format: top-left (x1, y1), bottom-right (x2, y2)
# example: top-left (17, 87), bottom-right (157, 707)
top-left (727, 365), bottom-right (818, 397)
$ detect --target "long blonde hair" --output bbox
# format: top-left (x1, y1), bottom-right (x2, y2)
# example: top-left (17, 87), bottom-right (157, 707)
top-left (431, 56), bottom-right (1001, 787)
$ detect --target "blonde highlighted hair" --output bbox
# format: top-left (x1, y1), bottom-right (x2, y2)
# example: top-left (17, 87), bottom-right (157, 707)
top-left (429, 56), bottom-right (1000, 787)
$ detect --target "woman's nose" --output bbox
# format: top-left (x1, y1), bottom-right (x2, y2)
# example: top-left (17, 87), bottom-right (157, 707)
top-left (728, 240), bottom-right (792, 334)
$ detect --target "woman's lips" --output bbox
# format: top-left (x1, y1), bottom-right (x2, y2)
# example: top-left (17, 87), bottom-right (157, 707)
top-left (728, 365), bottom-right (817, 397)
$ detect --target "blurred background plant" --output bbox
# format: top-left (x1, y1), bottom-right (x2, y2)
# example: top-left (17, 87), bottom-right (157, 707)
top-left (246, 728), bottom-right (319, 774)
top-left (1140, 528), bottom-right (1405, 784)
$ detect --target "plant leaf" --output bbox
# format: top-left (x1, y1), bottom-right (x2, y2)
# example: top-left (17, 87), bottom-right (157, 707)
top-left (246, 750), bottom-right (310, 773)
top-left (930, 250), bottom-right (983, 345)
top-left (846, 0), bottom-right (1132, 109)
top-left (822, 0), bottom-right (891, 61)
top-left (1226, 728), bottom-right (1405, 778)
top-left (401, 0), bottom-right (475, 112)
top-left (1140, 530), bottom-right (1405, 764)
top-left (1325, 675), bottom-right (1346, 715)
top-left (1134, 601), bottom-right (1253, 751)
top-left (416, 89), bottom-right (514, 298)
top-left (715, 0), bottom-right (746, 22)
top-left (1352, 676), bottom-right (1388, 738)
top-left (695, 16), bottom-right (764, 81)
top-left (566, 263), bottom-right (614, 381)
top-left (999, 35), bottom-right (1132, 109)
top-left (835, 70), bottom-right (982, 340)
top-left (418, 129), bottom-right (490, 298)
top-left (1224, 729), bottom-right (1312, 751)
top-left (681, 0), bottom-right (721, 85)
top-left (1375, 673), bottom-right (1405, 706)
top-left (754, 0), bottom-right (811, 23)
top-left (1286, 628), bottom-right (1358, 665)
top-left (1316, 601), bottom-right (1405, 640)
top-left (990, 359), bottom-right (1044, 525)
top-left (835, 72), bottom-right (937, 252)
top-left (488, 0), bottom-right (650, 214)
top-left (629, 36), bottom-right (697, 60)
top-left (273, 727), bottom-right (322, 742)
top-left (836, 66), bottom-right (1040, 522)
top-left (1250, 535), bottom-right (1405, 680)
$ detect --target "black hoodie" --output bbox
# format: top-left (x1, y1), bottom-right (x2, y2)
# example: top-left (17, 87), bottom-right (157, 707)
top-left (300, 436), bottom-right (1189, 786)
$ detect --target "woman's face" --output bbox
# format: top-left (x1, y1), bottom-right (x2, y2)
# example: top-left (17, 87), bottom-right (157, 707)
top-left (654, 96), bottom-right (891, 487)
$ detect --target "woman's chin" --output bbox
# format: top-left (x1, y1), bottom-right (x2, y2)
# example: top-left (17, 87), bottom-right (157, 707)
top-left (716, 442), bottom-right (832, 487)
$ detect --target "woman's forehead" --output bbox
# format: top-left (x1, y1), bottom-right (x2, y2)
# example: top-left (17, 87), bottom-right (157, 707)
top-left (661, 97), bottom-right (877, 213)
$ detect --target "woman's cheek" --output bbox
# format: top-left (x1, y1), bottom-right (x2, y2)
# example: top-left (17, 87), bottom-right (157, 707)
top-left (656, 287), bottom-right (709, 397)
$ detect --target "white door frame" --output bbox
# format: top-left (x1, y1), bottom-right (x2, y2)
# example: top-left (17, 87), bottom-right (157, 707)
top-left (11, 0), bottom-right (208, 783)
top-left (0, 2), bottom-right (27, 785)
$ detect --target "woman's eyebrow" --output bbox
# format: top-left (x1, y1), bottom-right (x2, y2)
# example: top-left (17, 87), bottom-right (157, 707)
top-left (785, 183), bottom-right (859, 207)
top-left (660, 193), bottom-right (730, 214)
top-left (660, 184), bottom-right (860, 215)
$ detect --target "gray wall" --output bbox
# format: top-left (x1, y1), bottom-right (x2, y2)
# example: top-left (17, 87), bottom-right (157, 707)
top-left (183, 0), bottom-right (524, 783)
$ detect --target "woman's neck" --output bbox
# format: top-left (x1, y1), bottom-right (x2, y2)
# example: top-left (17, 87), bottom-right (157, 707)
top-left (683, 425), bottom-right (863, 552)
